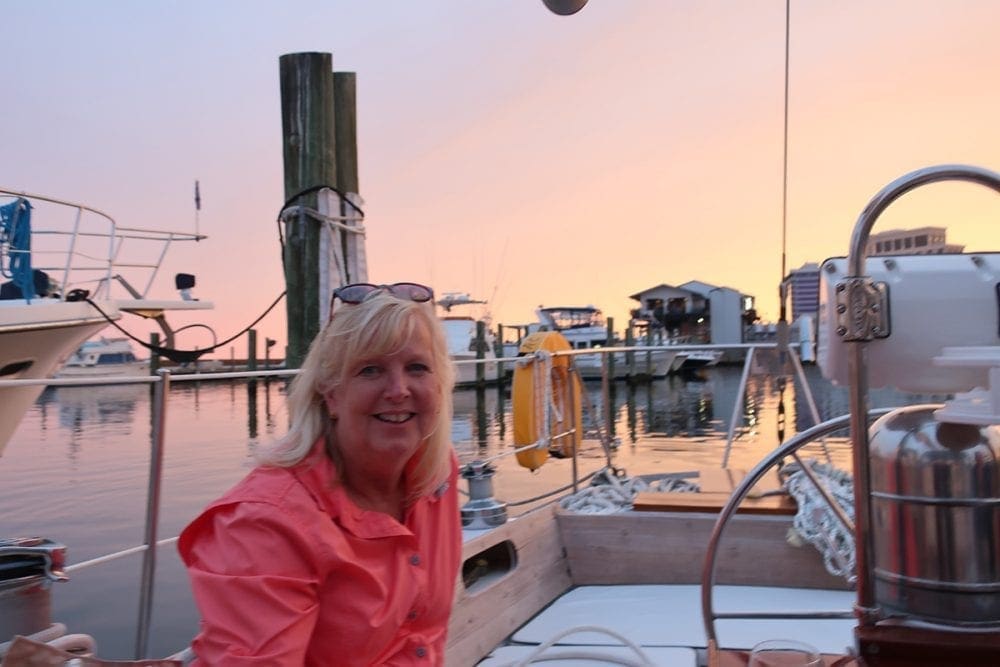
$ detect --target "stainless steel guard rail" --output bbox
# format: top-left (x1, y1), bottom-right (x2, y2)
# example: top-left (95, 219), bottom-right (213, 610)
top-left (700, 408), bottom-right (894, 644)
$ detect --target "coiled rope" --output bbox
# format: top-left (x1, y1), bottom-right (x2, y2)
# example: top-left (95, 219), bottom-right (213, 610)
top-left (558, 467), bottom-right (699, 514)
top-left (0, 623), bottom-right (97, 661)
top-left (783, 460), bottom-right (856, 582)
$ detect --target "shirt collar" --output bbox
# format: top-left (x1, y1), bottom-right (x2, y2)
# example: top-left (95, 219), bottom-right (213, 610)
top-left (291, 439), bottom-right (416, 539)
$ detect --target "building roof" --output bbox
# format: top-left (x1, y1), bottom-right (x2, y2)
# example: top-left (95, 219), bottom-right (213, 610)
top-left (627, 283), bottom-right (698, 301)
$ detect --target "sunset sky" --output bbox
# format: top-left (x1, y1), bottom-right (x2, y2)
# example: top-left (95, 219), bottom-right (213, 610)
top-left (4, 1), bottom-right (1000, 358)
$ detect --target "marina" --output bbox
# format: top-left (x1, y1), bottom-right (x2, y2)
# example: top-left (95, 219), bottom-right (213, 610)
top-left (3, 1), bottom-right (1000, 665)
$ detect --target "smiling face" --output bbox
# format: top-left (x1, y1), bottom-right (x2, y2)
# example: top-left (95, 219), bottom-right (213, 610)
top-left (323, 320), bottom-right (442, 479)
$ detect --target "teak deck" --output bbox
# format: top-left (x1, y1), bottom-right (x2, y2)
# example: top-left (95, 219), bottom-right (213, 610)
top-left (633, 467), bottom-right (797, 515)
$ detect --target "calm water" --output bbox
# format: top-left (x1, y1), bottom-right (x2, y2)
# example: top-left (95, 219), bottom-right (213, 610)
top-left (0, 364), bottom-right (934, 659)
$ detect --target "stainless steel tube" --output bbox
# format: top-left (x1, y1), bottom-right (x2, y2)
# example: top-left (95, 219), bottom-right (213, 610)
top-left (135, 369), bottom-right (171, 658)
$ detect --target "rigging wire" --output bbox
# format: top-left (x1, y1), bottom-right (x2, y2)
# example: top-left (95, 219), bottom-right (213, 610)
top-left (779, 0), bottom-right (791, 322)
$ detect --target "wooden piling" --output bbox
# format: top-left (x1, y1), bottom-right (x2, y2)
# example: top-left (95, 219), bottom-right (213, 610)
top-left (475, 320), bottom-right (486, 386)
top-left (149, 333), bottom-right (160, 375)
top-left (625, 327), bottom-right (635, 378)
top-left (333, 71), bottom-right (365, 284)
top-left (247, 329), bottom-right (258, 372)
top-left (605, 316), bottom-right (615, 380)
top-left (495, 323), bottom-right (505, 381)
top-left (645, 326), bottom-right (653, 377)
top-left (279, 52), bottom-right (337, 368)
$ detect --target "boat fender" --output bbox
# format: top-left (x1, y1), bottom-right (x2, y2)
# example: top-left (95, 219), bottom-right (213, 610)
top-left (511, 331), bottom-right (583, 470)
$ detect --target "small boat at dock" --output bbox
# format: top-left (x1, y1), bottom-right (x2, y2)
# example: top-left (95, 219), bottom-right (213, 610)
top-left (57, 338), bottom-right (148, 378)
top-left (439, 292), bottom-right (501, 387)
top-left (536, 305), bottom-right (684, 380)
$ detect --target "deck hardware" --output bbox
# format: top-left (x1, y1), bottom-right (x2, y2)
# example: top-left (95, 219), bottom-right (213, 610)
top-left (460, 460), bottom-right (508, 529)
top-left (834, 277), bottom-right (889, 341)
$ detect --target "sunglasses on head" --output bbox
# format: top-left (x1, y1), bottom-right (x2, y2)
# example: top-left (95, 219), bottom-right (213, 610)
top-left (330, 282), bottom-right (434, 312)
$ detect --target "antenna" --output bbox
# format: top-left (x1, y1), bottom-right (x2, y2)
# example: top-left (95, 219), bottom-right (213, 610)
top-left (194, 179), bottom-right (201, 240)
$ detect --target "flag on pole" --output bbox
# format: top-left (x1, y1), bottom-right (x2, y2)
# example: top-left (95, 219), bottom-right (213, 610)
top-left (195, 180), bottom-right (201, 211)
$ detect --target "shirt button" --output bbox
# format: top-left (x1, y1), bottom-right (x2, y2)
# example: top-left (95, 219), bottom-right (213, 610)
top-left (407, 610), bottom-right (418, 621)
top-left (415, 646), bottom-right (427, 658)
top-left (409, 554), bottom-right (421, 566)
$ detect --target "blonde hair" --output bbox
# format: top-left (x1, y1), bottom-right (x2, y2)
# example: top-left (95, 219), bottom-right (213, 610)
top-left (260, 292), bottom-right (455, 501)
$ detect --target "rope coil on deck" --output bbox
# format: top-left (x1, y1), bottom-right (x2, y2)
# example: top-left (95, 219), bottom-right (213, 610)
top-left (783, 460), bottom-right (856, 582)
top-left (558, 468), bottom-right (699, 514)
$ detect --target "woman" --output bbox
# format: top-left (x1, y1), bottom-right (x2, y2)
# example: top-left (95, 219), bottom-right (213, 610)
top-left (179, 283), bottom-right (461, 666)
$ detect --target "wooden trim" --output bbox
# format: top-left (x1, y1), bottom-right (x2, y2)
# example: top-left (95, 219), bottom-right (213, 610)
top-left (446, 505), bottom-right (572, 666)
top-left (633, 468), bottom-right (795, 515)
top-left (557, 509), bottom-right (849, 589)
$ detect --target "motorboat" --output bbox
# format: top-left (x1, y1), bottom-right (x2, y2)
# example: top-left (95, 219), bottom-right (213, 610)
top-left (0, 188), bottom-right (212, 454)
top-left (439, 292), bottom-right (501, 387)
top-left (56, 338), bottom-right (148, 378)
top-left (669, 338), bottom-right (724, 371)
top-left (680, 349), bottom-right (724, 370)
top-left (536, 305), bottom-right (685, 380)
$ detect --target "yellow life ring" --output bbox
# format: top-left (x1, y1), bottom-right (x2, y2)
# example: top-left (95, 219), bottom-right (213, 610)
top-left (512, 331), bottom-right (584, 471)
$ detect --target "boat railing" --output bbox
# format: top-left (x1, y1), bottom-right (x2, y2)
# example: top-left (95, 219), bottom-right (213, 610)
top-left (0, 187), bottom-right (205, 301)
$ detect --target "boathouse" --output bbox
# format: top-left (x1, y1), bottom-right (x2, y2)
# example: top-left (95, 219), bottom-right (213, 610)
top-left (628, 280), bottom-right (756, 351)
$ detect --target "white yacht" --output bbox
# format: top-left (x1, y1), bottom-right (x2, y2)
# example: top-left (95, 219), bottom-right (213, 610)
top-left (0, 188), bottom-right (211, 454)
top-left (57, 338), bottom-right (148, 378)
top-left (439, 292), bottom-right (501, 387)
top-left (536, 305), bottom-right (684, 380)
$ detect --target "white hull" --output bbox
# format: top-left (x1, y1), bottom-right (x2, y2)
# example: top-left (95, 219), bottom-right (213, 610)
top-left (442, 314), bottom-right (502, 387)
top-left (571, 348), bottom-right (680, 380)
top-left (453, 355), bottom-right (501, 387)
top-left (679, 349), bottom-right (723, 370)
top-left (0, 300), bottom-right (119, 451)
top-left (56, 361), bottom-right (149, 378)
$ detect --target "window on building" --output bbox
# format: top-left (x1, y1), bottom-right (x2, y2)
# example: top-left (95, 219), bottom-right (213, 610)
top-left (904, 238), bottom-right (912, 248)
top-left (894, 239), bottom-right (902, 250)
top-left (915, 234), bottom-right (927, 247)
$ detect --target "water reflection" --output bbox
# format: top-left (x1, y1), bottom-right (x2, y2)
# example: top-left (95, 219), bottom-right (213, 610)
top-left (41, 384), bottom-right (146, 435)
top-left (449, 368), bottom-right (780, 461)
top-left (19, 365), bottom-right (945, 471)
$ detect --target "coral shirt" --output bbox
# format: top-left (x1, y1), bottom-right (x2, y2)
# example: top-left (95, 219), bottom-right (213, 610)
top-left (178, 442), bottom-right (461, 666)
